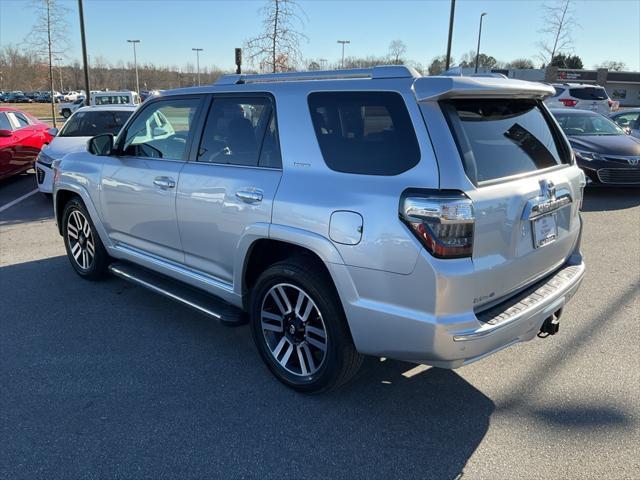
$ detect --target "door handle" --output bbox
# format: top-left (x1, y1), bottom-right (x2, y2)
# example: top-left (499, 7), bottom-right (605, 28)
top-left (153, 176), bottom-right (176, 189)
top-left (236, 189), bottom-right (263, 204)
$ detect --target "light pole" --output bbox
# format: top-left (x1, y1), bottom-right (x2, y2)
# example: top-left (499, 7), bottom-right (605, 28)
top-left (192, 48), bottom-right (203, 86)
top-left (54, 57), bottom-right (64, 93)
top-left (474, 12), bottom-right (487, 73)
top-left (445, 0), bottom-right (456, 71)
top-left (337, 40), bottom-right (350, 69)
top-left (127, 39), bottom-right (140, 95)
top-left (78, 0), bottom-right (91, 110)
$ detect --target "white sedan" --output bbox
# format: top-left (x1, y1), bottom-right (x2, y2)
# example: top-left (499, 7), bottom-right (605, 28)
top-left (35, 105), bottom-right (136, 194)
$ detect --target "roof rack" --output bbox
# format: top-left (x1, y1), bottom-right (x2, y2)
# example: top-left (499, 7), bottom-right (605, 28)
top-left (215, 65), bottom-right (420, 85)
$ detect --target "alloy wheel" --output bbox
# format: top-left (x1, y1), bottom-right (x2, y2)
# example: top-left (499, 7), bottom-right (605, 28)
top-left (66, 210), bottom-right (95, 270)
top-left (260, 283), bottom-right (328, 376)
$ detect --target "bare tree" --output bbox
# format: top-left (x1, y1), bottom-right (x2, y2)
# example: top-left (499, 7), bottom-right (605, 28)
top-left (388, 40), bottom-right (407, 65)
top-left (597, 60), bottom-right (626, 71)
top-left (508, 58), bottom-right (535, 69)
top-left (537, 0), bottom-right (578, 67)
top-left (244, 0), bottom-right (308, 73)
top-left (26, 0), bottom-right (69, 127)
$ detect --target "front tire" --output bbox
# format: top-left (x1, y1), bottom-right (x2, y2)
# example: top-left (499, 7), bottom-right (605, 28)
top-left (61, 109), bottom-right (71, 118)
top-left (250, 259), bottom-right (363, 393)
top-left (62, 198), bottom-right (109, 280)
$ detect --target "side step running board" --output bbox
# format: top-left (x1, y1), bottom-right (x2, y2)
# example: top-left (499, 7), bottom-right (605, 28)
top-left (108, 262), bottom-right (247, 326)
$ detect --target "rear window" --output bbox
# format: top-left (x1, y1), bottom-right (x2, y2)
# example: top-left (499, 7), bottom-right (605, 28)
top-left (308, 91), bottom-right (420, 175)
top-left (569, 87), bottom-right (608, 100)
top-left (60, 110), bottom-right (133, 137)
top-left (442, 98), bottom-right (569, 184)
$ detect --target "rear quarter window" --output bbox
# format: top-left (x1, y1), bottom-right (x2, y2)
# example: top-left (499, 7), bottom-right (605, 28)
top-left (308, 91), bottom-right (420, 175)
top-left (441, 98), bottom-right (570, 184)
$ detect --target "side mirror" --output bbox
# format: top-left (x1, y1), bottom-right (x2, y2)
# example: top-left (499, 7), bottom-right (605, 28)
top-left (624, 127), bottom-right (631, 135)
top-left (88, 133), bottom-right (114, 156)
top-left (152, 126), bottom-right (168, 137)
top-left (47, 127), bottom-right (58, 137)
top-left (0, 129), bottom-right (12, 138)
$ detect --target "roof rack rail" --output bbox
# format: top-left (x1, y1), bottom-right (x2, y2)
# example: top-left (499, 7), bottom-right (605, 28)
top-left (215, 65), bottom-right (420, 85)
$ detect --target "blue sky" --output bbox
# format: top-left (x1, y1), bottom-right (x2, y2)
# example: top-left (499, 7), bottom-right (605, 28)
top-left (1, 0), bottom-right (639, 71)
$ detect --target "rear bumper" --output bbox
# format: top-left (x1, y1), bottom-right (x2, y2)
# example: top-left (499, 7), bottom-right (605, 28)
top-left (337, 255), bottom-right (585, 368)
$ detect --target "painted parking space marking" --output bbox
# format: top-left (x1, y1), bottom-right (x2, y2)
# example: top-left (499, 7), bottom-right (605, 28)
top-left (0, 188), bottom-right (39, 213)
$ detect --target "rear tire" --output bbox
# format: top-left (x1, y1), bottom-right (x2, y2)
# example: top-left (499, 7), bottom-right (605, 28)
top-left (62, 198), bottom-right (109, 280)
top-left (250, 258), bottom-right (363, 393)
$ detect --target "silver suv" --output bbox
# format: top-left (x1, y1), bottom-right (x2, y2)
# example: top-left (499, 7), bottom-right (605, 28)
top-left (53, 66), bottom-right (586, 392)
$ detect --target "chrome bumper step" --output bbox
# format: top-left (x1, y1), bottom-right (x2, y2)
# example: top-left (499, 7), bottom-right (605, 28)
top-left (108, 262), bottom-right (247, 326)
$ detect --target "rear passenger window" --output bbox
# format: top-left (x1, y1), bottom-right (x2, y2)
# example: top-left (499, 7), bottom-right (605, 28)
top-left (552, 87), bottom-right (565, 97)
top-left (308, 92), bottom-right (420, 175)
top-left (197, 96), bottom-right (279, 168)
top-left (442, 98), bottom-right (569, 184)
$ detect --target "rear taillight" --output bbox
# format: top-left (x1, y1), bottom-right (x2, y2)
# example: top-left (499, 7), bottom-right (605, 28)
top-left (559, 99), bottom-right (578, 107)
top-left (400, 192), bottom-right (475, 259)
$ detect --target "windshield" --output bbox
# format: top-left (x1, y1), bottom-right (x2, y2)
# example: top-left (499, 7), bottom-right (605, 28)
top-left (60, 110), bottom-right (132, 137)
top-left (553, 113), bottom-right (625, 136)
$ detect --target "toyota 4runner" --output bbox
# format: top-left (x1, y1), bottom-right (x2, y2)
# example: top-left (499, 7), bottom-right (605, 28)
top-left (53, 66), bottom-right (586, 392)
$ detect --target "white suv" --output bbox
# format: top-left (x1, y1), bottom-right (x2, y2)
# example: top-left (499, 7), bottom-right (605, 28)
top-left (545, 83), bottom-right (613, 115)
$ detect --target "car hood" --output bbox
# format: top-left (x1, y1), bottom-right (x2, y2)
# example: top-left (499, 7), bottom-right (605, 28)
top-left (568, 135), bottom-right (640, 156)
top-left (41, 136), bottom-right (90, 159)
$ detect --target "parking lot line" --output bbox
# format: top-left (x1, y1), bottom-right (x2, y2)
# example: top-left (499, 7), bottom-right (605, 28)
top-left (0, 188), bottom-right (39, 213)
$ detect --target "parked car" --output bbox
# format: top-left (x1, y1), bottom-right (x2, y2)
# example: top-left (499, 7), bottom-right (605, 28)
top-left (4, 92), bottom-right (33, 103)
top-left (609, 108), bottom-right (640, 139)
top-left (58, 91), bottom-right (138, 118)
top-left (0, 107), bottom-right (53, 181)
top-left (36, 105), bottom-right (136, 194)
top-left (551, 108), bottom-right (640, 186)
top-left (545, 83), bottom-right (613, 115)
top-left (63, 90), bottom-right (85, 102)
top-left (53, 68), bottom-right (585, 392)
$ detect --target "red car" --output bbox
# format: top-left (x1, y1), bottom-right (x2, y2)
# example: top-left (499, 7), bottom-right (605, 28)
top-left (0, 107), bottom-right (53, 181)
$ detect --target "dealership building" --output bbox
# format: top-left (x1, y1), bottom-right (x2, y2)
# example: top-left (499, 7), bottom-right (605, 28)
top-left (448, 67), bottom-right (640, 107)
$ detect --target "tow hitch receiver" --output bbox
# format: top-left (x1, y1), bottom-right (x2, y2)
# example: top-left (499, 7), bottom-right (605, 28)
top-left (538, 309), bottom-right (561, 337)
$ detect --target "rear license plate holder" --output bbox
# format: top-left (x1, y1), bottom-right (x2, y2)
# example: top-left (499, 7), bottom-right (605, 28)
top-left (532, 213), bottom-right (558, 248)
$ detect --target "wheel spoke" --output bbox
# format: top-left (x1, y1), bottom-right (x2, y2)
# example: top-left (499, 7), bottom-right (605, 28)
top-left (306, 325), bottom-right (327, 352)
top-left (67, 223), bottom-right (78, 239)
top-left (86, 238), bottom-right (95, 256)
top-left (261, 310), bottom-right (283, 332)
top-left (71, 242), bottom-right (82, 260)
top-left (270, 287), bottom-right (291, 315)
top-left (272, 336), bottom-right (288, 358)
top-left (82, 250), bottom-right (89, 269)
top-left (296, 345), bottom-right (308, 375)
top-left (82, 219), bottom-right (91, 237)
top-left (279, 342), bottom-right (294, 368)
top-left (301, 343), bottom-right (316, 372)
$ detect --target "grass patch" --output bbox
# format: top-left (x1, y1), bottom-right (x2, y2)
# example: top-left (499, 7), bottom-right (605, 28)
top-left (2, 102), bottom-right (61, 125)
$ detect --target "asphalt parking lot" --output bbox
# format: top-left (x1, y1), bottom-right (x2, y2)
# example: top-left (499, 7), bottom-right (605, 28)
top-left (1, 171), bottom-right (639, 480)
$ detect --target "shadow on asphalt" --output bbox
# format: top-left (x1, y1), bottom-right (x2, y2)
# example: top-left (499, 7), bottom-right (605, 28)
top-left (581, 186), bottom-right (640, 212)
top-left (1, 255), bottom-right (492, 479)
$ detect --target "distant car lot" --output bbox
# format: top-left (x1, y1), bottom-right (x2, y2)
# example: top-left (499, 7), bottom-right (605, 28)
top-left (0, 171), bottom-right (638, 479)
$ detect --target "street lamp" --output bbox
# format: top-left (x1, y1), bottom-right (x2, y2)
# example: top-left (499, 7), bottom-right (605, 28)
top-left (54, 57), bottom-right (64, 92)
top-left (474, 12), bottom-right (487, 73)
top-left (337, 40), bottom-right (350, 69)
top-left (127, 39), bottom-right (140, 96)
top-left (192, 48), bottom-right (203, 86)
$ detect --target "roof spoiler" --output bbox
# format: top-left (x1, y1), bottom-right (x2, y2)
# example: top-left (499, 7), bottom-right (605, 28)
top-left (414, 76), bottom-right (555, 102)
